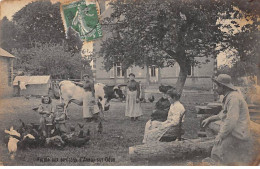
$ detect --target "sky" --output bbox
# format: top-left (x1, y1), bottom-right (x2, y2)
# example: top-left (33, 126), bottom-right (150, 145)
top-left (0, 0), bottom-right (250, 68)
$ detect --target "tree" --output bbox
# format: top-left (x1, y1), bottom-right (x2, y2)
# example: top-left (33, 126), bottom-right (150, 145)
top-left (99, 0), bottom-right (238, 93)
top-left (12, 43), bottom-right (92, 79)
top-left (216, 2), bottom-right (259, 83)
top-left (0, 17), bottom-right (22, 52)
top-left (12, 0), bottom-right (66, 49)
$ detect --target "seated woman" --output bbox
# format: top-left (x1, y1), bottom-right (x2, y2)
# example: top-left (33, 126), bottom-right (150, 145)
top-left (143, 88), bottom-right (185, 143)
top-left (150, 92), bottom-right (171, 122)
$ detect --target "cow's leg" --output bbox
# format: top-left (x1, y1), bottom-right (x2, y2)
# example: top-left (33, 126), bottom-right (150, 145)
top-left (63, 101), bottom-right (70, 120)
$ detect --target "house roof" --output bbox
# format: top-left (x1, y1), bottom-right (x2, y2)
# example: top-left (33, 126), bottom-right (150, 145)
top-left (13, 76), bottom-right (51, 85)
top-left (0, 48), bottom-right (15, 58)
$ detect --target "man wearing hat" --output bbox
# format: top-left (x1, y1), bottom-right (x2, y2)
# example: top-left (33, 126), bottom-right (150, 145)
top-left (202, 74), bottom-right (253, 165)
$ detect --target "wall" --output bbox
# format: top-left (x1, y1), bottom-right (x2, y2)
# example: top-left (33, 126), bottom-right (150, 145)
top-left (0, 57), bottom-right (13, 98)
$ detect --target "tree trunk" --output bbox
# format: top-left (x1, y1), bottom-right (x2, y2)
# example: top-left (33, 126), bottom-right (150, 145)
top-left (124, 68), bottom-right (127, 83)
top-left (176, 61), bottom-right (188, 94)
top-left (129, 137), bottom-right (214, 161)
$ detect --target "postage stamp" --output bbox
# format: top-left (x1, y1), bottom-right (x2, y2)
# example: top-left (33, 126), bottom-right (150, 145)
top-left (61, 0), bottom-right (102, 41)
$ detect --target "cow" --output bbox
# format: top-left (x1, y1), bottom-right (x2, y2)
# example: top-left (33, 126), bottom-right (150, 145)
top-left (56, 80), bottom-right (125, 117)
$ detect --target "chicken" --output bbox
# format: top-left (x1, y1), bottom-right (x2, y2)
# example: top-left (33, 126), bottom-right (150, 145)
top-left (24, 95), bottom-right (31, 100)
top-left (78, 123), bottom-right (84, 138)
top-left (4, 126), bottom-right (21, 160)
top-left (148, 95), bottom-right (155, 103)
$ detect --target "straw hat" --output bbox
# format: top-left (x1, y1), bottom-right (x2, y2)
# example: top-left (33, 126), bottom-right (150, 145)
top-left (212, 74), bottom-right (237, 91)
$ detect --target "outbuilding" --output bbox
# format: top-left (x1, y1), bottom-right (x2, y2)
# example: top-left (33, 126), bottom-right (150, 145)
top-left (13, 75), bottom-right (51, 96)
top-left (0, 48), bottom-right (15, 98)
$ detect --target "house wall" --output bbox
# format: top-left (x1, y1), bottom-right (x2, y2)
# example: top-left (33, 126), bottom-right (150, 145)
top-left (95, 55), bottom-right (214, 89)
top-left (0, 57), bottom-right (13, 98)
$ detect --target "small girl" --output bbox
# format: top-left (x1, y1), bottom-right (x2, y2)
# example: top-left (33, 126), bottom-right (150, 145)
top-left (53, 103), bottom-right (67, 135)
top-left (38, 96), bottom-right (54, 137)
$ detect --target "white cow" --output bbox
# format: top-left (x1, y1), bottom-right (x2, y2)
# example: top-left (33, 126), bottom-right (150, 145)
top-left (57, 80), bottom-right (124, 117)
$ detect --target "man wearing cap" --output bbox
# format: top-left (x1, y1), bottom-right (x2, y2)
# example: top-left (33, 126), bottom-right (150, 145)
top-left (202, 74), bottom-right (253, 165)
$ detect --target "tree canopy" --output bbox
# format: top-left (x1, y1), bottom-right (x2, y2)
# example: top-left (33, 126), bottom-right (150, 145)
top-left (99, 0), bottom-right (259, 93)
top-left (12, 43), bottom-right (92, 79)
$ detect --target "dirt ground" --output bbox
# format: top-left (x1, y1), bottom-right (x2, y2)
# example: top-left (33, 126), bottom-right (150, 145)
top-left (0, 92), bottom-right (214, 166)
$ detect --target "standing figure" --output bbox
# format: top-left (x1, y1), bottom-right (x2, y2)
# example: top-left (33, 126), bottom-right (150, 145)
top-left (125, 73), bottom-right (143, 121)
top-left (53, 103), bottom-right (67, 135)
top-left (202, 74), bottom-right (254, 165)
top-left (38, 96), bottom-right (54, 137)
top-left (75, 74), bottom-right (97, 122)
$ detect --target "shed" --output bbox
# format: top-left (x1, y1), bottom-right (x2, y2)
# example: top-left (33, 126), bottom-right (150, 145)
top-left (13, 75), bottom-right (51, 96)
top-left (0, 48), bottom-right (15, 98)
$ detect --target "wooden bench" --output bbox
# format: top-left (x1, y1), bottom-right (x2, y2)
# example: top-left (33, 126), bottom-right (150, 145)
top-left (160, 111), bottom-right (186, 142)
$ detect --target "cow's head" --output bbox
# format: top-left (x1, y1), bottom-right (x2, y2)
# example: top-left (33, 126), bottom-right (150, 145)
top-left (113, 85), bottom-right (125, 100)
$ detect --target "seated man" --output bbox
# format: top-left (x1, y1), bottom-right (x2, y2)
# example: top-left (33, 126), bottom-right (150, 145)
top-left (143, 88), bottom-right (185, 143)
top-left (202, 74), bottom-right (254, 165)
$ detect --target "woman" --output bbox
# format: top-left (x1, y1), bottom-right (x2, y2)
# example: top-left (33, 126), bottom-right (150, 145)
top-left (125, 73), bottom-right (143, 121)
top-left (76, 74), bottom-right (96, 122)
top-left (150, 91), bottom-right (171, 122)
top-left (143, 88), bottom-right (185, 143)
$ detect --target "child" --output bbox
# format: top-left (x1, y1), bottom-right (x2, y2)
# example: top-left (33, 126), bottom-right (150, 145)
top-left (53, 103), bottom-right (67, 135)
top-left (38, 96), bottom-right (54, 137)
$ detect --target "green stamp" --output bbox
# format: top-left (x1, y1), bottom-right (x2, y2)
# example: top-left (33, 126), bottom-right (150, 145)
top-left (62, 0), bottom-right (102, 41)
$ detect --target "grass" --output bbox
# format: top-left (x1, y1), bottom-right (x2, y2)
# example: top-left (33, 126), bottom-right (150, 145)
top-left (0, 92), bottom-right (214, 166)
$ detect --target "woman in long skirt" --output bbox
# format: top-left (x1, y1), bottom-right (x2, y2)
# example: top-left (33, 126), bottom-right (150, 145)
top-left (77, 74), bottom-right (97, 122)
top-left (142, 88), bottom-right (185, 143)
top-left (125, 73), bottom-right (143, 121)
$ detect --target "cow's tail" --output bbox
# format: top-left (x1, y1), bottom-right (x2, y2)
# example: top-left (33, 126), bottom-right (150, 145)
top-left (58, 81), bottom-right (64, 103)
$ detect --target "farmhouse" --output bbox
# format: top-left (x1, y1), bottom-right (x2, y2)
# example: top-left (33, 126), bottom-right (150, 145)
top-left (0, 48), bottom-right (15, 98)
top-left (13, 75), bottom-right (51, 96)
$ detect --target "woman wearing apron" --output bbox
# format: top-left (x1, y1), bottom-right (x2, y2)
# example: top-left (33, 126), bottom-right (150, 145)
top-left (125, 73), bottom-right (143, 121)
top-left (81, 74), bottom-right (96, 122)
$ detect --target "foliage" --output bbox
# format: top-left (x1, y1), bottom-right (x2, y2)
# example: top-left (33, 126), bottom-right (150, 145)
top-left (99, 0), bottom-right (259, 92)
top-left (12, 0), bottom-right (65, 49)
top-left (12, 43), bottom-right (92, 79)
top-left (0, 17), bottom-right (22, 52)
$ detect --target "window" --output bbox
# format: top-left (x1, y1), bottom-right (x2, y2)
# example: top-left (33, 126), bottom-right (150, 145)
top-left (110, 63), bottom-right (129, 78)
top-left (187, 65), bottom-right (194, 76)
top-left (116, 63), bottom-right (123, 77)
top-left (150, 66), bottom-right (156, 77)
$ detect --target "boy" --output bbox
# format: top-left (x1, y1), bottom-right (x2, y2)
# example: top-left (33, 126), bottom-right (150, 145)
top-left (53, 103), bottom-right (67, 135)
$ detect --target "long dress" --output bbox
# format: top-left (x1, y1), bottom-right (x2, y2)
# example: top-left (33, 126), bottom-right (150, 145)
top-left (125, 80), bottom-right (143, 118)
top-left (82, 79), bottom-right (98, 119)
top-left (143, 101), bottom-right (185, 143)
top-left (38, 103), bottom-right (54, 134)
